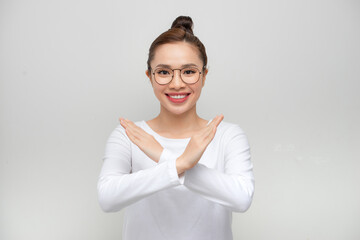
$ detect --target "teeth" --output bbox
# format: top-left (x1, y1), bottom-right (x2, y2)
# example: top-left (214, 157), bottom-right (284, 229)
top-left (169, 94), bottom-right (187, 99)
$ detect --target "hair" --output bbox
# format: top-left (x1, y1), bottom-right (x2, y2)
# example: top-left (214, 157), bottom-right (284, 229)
top-left (147, 16), bottom-right (208, 73)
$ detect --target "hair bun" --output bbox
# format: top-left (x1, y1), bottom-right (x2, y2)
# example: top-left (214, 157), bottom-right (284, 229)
top-left (171, 16), bottom-right (194, 35)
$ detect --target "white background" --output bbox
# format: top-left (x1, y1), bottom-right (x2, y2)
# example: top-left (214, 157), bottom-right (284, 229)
top-left (1, 0), bottom-right (359, 239)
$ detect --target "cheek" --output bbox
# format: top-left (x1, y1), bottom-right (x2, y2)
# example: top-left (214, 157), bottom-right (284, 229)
top-left (152, 86), bottom-right (165, 98)
top-left (193, 89), bottom-right (202, 100)
top-left (191, 83), bottom-right (203, 96)
top-left (188, 86), bottom-right (203, 104)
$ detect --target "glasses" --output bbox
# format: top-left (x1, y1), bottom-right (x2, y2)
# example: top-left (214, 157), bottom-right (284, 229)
top-left (151, 66), bottom-right (203, 85)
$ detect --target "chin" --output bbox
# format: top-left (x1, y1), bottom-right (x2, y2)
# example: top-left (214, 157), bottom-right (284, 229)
top-left (162, 104), bottom-right (196, 116)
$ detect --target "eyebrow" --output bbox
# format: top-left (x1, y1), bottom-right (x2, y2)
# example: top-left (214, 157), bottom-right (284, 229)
top-left (154, 63), bottom-right (200, 69)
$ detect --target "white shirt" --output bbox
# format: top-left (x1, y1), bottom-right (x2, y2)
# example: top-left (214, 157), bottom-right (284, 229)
top-left (97, 120), bottom-right (254, 240)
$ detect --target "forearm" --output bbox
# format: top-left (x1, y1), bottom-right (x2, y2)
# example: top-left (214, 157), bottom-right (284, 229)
top-left (98, 158), bottom-right (181, 212)
top-left (98, 140), bottom-right (182, 213)
top-left (178, 125), bottom-right (255, 212)
top-left (183, 163), bottom-right (254, 212)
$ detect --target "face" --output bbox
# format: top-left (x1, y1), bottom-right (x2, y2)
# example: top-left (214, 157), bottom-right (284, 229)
top-left (146, 42), bottom-right (208, 116)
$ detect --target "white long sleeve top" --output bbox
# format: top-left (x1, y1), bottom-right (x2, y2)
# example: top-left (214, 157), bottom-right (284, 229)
top-left (97, 119), bottom-right (254, 240)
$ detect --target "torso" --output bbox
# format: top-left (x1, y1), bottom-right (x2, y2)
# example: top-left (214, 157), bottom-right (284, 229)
top-left (122, 119), bottom-right (237, 240)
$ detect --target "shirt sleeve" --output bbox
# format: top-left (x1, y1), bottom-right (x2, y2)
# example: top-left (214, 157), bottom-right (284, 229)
top-left (183, 125), bottom-right (255, 212)
top-left (97, 125), bottom-right (183, 212)
top-left (158, 150), bottom-right (185, 184)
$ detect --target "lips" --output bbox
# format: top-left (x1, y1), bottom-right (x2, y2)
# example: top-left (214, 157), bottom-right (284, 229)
top-left (165, 93), bottom-right (191, 103)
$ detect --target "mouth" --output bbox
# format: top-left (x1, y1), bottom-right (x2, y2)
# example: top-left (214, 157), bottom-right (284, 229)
top-left (166, 93), bottom-right (191, 98)
top-left (165, 93), bottom-right (191, 103)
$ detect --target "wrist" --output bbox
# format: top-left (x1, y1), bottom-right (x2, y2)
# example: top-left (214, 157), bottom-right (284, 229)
top-left (155, 146), bottom-right (164, 163)
top-left (176, 156), bottom-right (189, 175)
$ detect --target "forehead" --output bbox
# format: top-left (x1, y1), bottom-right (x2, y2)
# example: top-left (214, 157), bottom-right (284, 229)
top-left (152, 42), bottom-right (202, 68)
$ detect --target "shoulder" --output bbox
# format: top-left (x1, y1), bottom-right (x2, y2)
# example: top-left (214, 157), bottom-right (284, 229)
top-left (213, 121), bottom-right (251, 158)
top-left (108, 123), bottom-right (129, 143)
top-left (217, 120), bottom-right (246, 136)
top-left (111, 124), bottom-right (126, 135)
top-left (214, 120), bottom-right (249, 144)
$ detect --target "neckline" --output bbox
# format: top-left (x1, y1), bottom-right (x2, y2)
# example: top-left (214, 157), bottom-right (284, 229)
top-left (142, 118), bottom-right (213, 141)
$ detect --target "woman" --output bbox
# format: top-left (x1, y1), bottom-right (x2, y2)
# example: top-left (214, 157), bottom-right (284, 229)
top-left (97, 16), bottom-right (254, 240)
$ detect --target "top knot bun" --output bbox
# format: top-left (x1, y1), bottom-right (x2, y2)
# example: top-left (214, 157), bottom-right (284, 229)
top-left (171, 16), bottom-right (194, 35)
top-left (147, 15), bottom-right (207, 73)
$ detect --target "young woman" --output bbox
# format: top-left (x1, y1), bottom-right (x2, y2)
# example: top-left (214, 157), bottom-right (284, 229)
top-left (97, 16), bottom-right (254, 240)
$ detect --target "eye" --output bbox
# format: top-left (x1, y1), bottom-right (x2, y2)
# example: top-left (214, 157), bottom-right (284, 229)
top-left (156, 69), bottom-right (171, 75)
top-left (182, 68), bottom-right (197, 75)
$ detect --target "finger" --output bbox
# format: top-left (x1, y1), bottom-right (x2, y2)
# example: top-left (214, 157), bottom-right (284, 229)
top-left (119, 117), bottom-right (127, 129)
top-left (125, 126), bottom-right (140, 144)
top-left (201, 127), bottom-right (217, 147)
top-left (203, 115), bottom-right (222, 134)
top-left (121, 119), bottom-right (137, 132)
top-left (202, 123), bottom-right (214, 137)
top-left (126, 121), bottom-right (143, 136)
top-left (210, 114), bottom-right (224, 128)
top-left (203, 115), bottom-right (223, 138)
top-left (119, 117), bottom-right (128, 123)
top-left (120, 119), bottom-right (139, 140)
top-left (195, 126), bottom-right (215, 148)
top-left (124, 119), bottom-right (147, 137)
top-left (125, 125), bottom-right (143, 141)
top-left (124, 119), bottom-right (139, 129)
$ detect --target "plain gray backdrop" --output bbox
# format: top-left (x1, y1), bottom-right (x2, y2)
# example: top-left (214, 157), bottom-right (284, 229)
top-left (1, 0), bottom-right (359, 239)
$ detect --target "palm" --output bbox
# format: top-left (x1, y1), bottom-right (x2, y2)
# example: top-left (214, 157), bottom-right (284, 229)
top-left (119, 118), bottom-right (164, 162)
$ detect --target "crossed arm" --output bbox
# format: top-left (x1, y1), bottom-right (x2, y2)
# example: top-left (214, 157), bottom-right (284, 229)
top-left (97, 115), bottom-right (254, 213)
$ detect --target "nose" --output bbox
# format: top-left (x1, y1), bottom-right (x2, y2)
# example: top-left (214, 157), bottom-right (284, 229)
top-left (168, 70), bottom-right (186, 89)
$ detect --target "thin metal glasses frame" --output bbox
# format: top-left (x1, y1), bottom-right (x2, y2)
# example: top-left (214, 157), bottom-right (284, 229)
top-left (151, 66), bottom-right (204, 85)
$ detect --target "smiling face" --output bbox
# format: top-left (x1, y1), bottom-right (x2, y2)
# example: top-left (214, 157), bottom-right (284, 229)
top-left (146, 41), bottom-right (208, 116)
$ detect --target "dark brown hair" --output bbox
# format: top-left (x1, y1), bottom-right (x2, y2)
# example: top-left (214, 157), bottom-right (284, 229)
top-left (147, 16), bottom-right (208, 73)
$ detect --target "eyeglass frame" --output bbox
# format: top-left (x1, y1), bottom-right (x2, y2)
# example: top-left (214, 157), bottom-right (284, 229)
top-left (150, 65), bottom-right (206, 85)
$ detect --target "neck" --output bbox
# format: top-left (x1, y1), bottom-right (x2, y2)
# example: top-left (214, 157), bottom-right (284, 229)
top-left (155, 105), bottom-right (203, 133)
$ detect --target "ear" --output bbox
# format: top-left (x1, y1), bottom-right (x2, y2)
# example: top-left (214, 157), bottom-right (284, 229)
top-left (145, 70), bottom-right (153, 85)
top-left (201, 68), bottom-right (208, 87)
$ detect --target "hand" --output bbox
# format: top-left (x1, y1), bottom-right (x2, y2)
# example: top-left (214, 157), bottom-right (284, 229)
top-left (119, 118), bottom-right (164, 163)
top-left (176, 114), bottom-right (224, 174)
